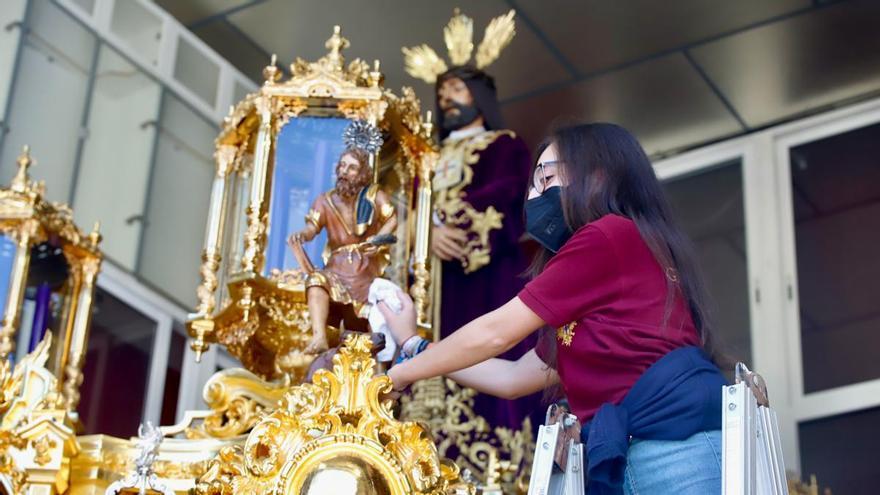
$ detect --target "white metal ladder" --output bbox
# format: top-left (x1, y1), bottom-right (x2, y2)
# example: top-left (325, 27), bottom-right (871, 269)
top-left (722, 362), bottom-right (789, 495)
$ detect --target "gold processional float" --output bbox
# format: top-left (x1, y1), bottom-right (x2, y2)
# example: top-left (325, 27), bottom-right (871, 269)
top-left (0, 15), bottom-right (832, 495)
top-left (0, 24), bottom-right (483, 495)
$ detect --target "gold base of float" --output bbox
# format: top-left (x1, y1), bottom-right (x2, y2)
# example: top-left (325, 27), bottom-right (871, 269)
top-left (0, 333), bottom-right (473, 494)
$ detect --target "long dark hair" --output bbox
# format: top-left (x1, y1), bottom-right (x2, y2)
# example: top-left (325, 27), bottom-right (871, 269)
top-left (531, 122), bottom-right (723, 369)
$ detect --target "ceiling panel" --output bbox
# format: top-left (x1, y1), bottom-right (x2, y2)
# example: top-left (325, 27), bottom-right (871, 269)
top-left (191, 21), bottom-right (268, 82)
top-left (225, 0), bottom-right (571, 107)
top-left (500, 54), bottom-right (743, 156)
top-left (514, 0), bottom-right (808, 76)
top-left (690, 0), bottom-right (880, 127)
top-left (155, 0), bottom-right (253, 26)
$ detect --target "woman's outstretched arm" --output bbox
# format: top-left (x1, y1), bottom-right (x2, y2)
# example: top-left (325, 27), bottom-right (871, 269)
top-left (385, 296), bottom-right (545, 390)
top-left (446, 349), bottom-right (558, 400)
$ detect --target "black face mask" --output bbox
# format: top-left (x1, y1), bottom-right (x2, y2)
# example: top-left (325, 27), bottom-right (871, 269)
top-left (525, 187), bottom-right (572, 253)
top-left (440, 101), bottom-right (481, 132)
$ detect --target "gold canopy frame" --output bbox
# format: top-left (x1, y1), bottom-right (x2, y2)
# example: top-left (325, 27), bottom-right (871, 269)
top-left (186, 26), bottom-right (438, 381)
top-left (0, 147), bottom-right (103, 418)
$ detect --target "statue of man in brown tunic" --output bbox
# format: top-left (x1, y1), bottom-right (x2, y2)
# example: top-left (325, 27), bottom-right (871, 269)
top-left (287, 147), bottom-right (398, 354)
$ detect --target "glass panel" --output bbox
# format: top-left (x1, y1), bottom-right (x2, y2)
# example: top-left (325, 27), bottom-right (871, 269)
top-left (79, 288), bottom-right (156, 437)
top-left (662, 160), bottom-right (752, 365)
top-left (109, 0), bottom-right (162, 65)
top-left (790, 123), bottom-right (880, 393)
top-left (160, 329), bottom-right (186, 426)
top-left (263, 117), bottom-right (349, 275)
top-left (0, 0), bottom-right (96, 203)
top-left (799, 406), bottom-right (880, 495)
top-left (70, 0), bottom-right (96, 15)
top-left (0, 0), bottom-right (27, 118)
top-left (174, 36), bottom-right (220, 108)
top-left (138, 94), bottom-right (215, 307)
top-left (15, 242), bottom-right (72, 365)
top-left (74, 45), bottom-right (160, 270)
top-left (0, 235), bottom-right (16, 318)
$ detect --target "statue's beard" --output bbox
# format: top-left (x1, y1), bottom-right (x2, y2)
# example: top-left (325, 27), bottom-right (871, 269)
top-left (336, 173), bottom-right (370, 199)
top-left (441, 102), bottom-right (481, 132)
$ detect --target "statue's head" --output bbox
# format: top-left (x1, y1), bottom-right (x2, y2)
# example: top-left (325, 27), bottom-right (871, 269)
top-left (435, 66), bottom-right (505, 140)
top-left (335, 147), bottom-right (372, 198)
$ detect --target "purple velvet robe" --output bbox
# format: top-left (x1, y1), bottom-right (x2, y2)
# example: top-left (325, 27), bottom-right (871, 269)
top-left (438, 132), bottom-right (541, 431)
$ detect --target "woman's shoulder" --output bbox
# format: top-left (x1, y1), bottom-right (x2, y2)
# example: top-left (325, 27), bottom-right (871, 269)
top-left (573, 214), bottom-right (636, 240)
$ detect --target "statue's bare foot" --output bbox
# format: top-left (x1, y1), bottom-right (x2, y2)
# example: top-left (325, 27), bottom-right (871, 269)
top-left (305, 334), bottom-right (329, 354)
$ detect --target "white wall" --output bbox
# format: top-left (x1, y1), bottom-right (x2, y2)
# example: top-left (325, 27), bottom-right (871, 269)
top-left (73, 46), bottom-right (160, 269)
top-left (0, 0), bottom-right (27, 121)
top-left (0, 0), bottom-right (95, 202)
top-left (139, 95), bottom-right (215, 307)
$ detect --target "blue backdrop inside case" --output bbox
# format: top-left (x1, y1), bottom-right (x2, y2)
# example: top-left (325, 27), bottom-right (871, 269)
top-left (0, 234), bottom-right (16, 321)
top-left (263, 116), bottom-right (350, 275)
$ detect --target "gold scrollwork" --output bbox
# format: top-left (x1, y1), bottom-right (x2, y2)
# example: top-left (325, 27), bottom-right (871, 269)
top-left (194, 334), bottom-right (474, 495)
top-left (401, 377), bottom-right (534, 492)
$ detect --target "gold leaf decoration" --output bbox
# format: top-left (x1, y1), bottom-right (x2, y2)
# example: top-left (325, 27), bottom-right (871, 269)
top-left (475, 9), bottom-right (516, 69)
top-left (444, 8), bottom-right (474, 66)
top-left (402, 45), bottom-right (449, 84)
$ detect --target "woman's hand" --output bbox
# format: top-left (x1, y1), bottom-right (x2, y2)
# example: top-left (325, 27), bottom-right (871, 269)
top-left (377, 290), bottom-right (417, 344)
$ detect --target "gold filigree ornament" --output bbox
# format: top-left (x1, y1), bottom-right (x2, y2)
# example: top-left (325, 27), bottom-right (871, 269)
top-left (401, 378), bottom-right (533, 493)
top-left (195, 334), bottom-right (474, 495)
top-left (403, 9), bottom-right (516, 84)
top-left (0, 334), bottom-right (80, 494)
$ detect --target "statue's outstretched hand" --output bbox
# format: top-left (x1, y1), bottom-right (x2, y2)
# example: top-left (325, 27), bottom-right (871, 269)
top-left (377, 290), bottom-right (417, 345)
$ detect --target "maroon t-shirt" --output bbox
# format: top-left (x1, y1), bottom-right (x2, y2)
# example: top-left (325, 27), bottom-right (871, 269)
top-left (518, 214), bottom-right (700, 422)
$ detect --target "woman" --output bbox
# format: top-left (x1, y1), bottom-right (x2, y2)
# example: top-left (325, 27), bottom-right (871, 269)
top-left (383, 123), bottom-right (727, 494)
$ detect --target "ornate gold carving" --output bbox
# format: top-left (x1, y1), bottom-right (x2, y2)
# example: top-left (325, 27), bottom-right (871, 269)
top-left (403, 9), bottom-right (517, 84)
top-left (194, 334), bottom-right (473, 495)
top-left (434, 130), bottom-right (513, 273)
top-left (32, 434), bottom-right (57, 465)
top-left (240, 205), bottom-right (267, 273)
top-left (180, 367), bottom-right (287, 441)
top-left (0, 356), bottom-right (28, 494)
top-left (197, 250), bottom-right (222, 316)
top-left (402, 377), bottom-right (533, 492)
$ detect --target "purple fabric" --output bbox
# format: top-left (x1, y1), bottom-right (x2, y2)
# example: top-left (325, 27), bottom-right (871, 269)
top-left (29, 283), bottom-right (51, 351)
top-left (439, 134), bottom-right (541, 430)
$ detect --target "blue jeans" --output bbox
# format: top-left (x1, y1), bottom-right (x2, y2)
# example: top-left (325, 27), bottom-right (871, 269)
top-left (622, 430), bottom-right (722, 495)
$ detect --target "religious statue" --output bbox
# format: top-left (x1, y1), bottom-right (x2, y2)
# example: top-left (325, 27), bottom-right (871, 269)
top-left (287, 145), bottom-right (398, 354)
top-left (402, 9), bottom-right (541, 483)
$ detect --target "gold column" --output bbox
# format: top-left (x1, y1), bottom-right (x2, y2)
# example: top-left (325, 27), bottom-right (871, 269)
top-left (195, 145), bottom-right (236, 317)
top-left (240, 96), bottom-right (274, 274)
top-left (61, 254), bottom-right (100, 413)
top-left (410, 114), bottom-right (436, 331)
top-left (0, 219), bottom-right (37, 359)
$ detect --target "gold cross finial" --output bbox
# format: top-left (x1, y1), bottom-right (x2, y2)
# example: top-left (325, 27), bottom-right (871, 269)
top-left (324, 25), bottom-right (349, 65)
top-left (89, 221), bottom-right (102, 247)
top-left (262, 53), bottom-right (281, 83)
top-left (12, 145), bottom-right (33, 192)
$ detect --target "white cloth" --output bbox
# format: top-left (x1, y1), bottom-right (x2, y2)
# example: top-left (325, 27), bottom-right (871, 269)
top-left (367, 278), bottom-right (403, 361)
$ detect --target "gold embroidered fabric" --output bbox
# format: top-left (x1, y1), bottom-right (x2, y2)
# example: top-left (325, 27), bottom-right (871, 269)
top-left (434, 130), bottom-right (514, 273)
top-left (557, 321), bottom-right (577, 346)
top-left (401, 377), bottom-right (534, 491)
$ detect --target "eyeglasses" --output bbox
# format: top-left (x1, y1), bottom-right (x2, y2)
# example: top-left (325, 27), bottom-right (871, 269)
top-left (531, 160), bottom-right (560, 194)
